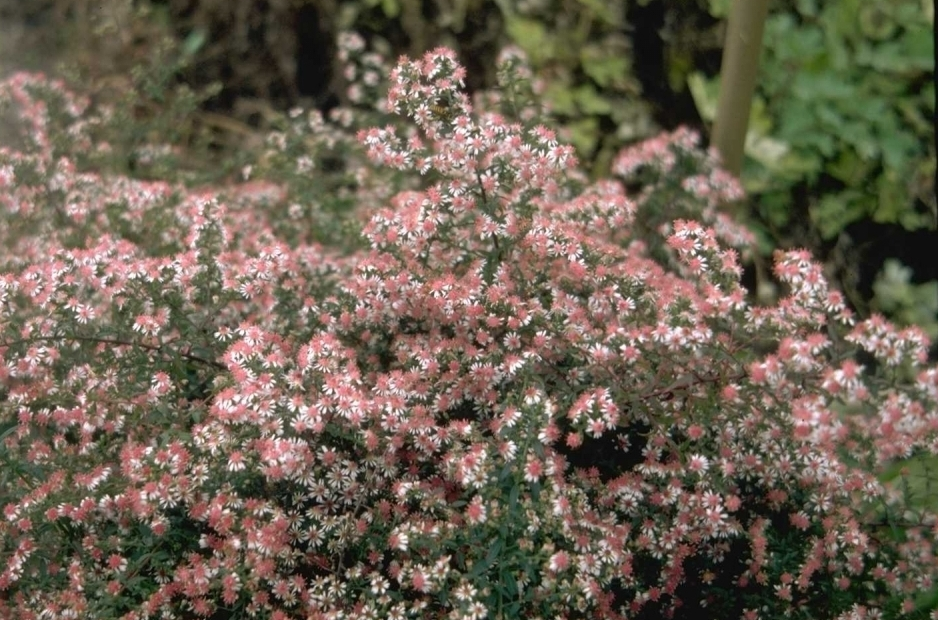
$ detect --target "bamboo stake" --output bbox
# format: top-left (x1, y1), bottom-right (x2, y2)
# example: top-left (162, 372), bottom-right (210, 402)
top-left (712, 0), bottom-right (770, 178)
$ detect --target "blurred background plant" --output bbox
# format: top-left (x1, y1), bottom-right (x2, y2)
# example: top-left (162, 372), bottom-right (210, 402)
top-left (0, 0), bottom-right (934, 344)
top-left (687, 0), bottom-right (936, 334)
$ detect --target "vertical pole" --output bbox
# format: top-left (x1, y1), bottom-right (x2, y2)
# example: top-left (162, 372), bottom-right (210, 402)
top-left (932, 0), bottom-right (937, 222)
top-left (711, 0), bottom-right (770, 178)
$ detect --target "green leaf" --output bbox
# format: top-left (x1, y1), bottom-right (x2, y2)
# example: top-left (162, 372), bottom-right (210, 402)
top-left (876, 116), bottom-right (917, 170)
top-left (775, 101), bottom-right (817, 142)
top-left (858, 4), bottom-right (898, 40)
top-left (667, 50), bottom-right (694, 93)
top-left (508, 482), bottom-right (520, 513)
top-left (469, 538), bottom-right (503, 579)
top-left (873, 259), bottom-right (917, 311)
top-left (822, 0), bottom-right (862, 39)
top-left (573, 86), bottom-right (612, 115)
top-left (851, 95), bottom-right (893, 128)
top-left (506, 17), bottom-right (552, 63)
top-left (767, 19), bottom-right (825, 66)
top-left (504, 601), bottom-right (522, 618)
top-left (896, 98), bottom-right (933, 135)
top-left (836, 120), bottom-right (878, 160)
top-left (0, 418), bottom-right (15, 444)
top-left (543, 83), bottom-right (577, 116)
top-left (792, 73), bottom-right (854, 102)
top-left (747, 98), bottom-right (774, 135)
top-left (827, 150), bottom-right (874, 185)
top-left (499, 568), bottom-right (519, 598)
top-left (706, 0), bottom-right (732, 18)
top-left (745, 134), bottom-right (791, 170)
top-left (810, 190), bottom-right (870, 239)
top-left (574, 0), bottom-right (617, 24)
top-left (874, 171), bottom-right (912, 224)
top-left (803, 129), bottom-right (837, 159)
top-left (567, 117), bottom-right (600, 156)
top-left (749, 191), bottom-right (794, 229)
top-left (580, 50), bottom-right (629, 89)
top-left (381, 0), bottom-right (400, 18)
top-left (923, 0), bottom-right (935, 25)
top-left (872, 260), bottom-right (938, 336)
top-left (898, 27), bottom-right (934, 71)
top-left (860, 32), bottom-right (933, 74)
top-left (687, 72), bottom-right (719, 123)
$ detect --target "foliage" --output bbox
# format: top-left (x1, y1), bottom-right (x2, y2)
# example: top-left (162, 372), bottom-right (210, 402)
top-left (489, 0), bottom-right (655, 166)
top-left (693, 0), bottom-right (935, 236)
top-left (2, 0), bottom-right (660, 181)
top-left (872, 260), bottom-right (938, 341)
top-left (2, 44), bottom-right (938, 620)
top-left (688, 0), bottom-right (936, 334)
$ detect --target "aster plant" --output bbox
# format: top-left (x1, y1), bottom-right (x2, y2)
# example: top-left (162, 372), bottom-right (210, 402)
top-left (1, 43), bottom-right (937, 620)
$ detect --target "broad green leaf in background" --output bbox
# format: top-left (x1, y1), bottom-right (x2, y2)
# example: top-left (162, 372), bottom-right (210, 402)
top-left (687, 71), bottom-right (718, 122)
top-left (580, 46), bottom-right (629, 88)
top-left (794, 0), bottom-right (820, 17)
top-left (924, 0), bottom-right (935, 23)
top-left (872, 259), bottom-right (938, 338)
top-left (810, 190), bottom-right (870, 240)
top-left (744, 133), bottom-right (790, 170)
top-left (567, 117), bottom-right (600, 157)
top-left (573, 85), bottom-right (612, 115)
top-left (574, 0), bottom-right (617, 25)
top-left (895, 26), bottom-right (934, 69)
top-left (505, 17), bottom-right (552, 63)
top-left (381, 0), bottom-right (401, 19)
top-left (706, 0), bottom-right (731, 18)
top-left (835, 119), bottom-right (878, 160)
top-left (873, 171), bottom-right (911, 224)
top-left (858, 5), bottom-right (898, 40)
top-left (790, 72), bottom-right (854, 102)
top-left (827, 150), bottom-right (875, 186)
top-left (774, 100), bottom-right (815, 140)
top-left (544, 82), bottom-right (577, 116)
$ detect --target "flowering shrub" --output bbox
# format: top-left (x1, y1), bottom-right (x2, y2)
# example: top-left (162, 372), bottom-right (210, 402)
top-left (2, 44), bottom-right (938, 620)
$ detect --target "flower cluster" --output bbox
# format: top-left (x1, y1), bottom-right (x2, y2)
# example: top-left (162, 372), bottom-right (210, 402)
top-left (336, 32), bottom-right (392, 110)
top-left (1, 47), bottom-right (938, 620)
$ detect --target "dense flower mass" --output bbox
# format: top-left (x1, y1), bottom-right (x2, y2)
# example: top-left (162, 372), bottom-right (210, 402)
top-left (2, 43), bottom-right (938, 620)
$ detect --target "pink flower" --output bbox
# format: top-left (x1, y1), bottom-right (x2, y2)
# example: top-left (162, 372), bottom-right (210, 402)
top-left (548, 551), bottom-right (570, 572)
